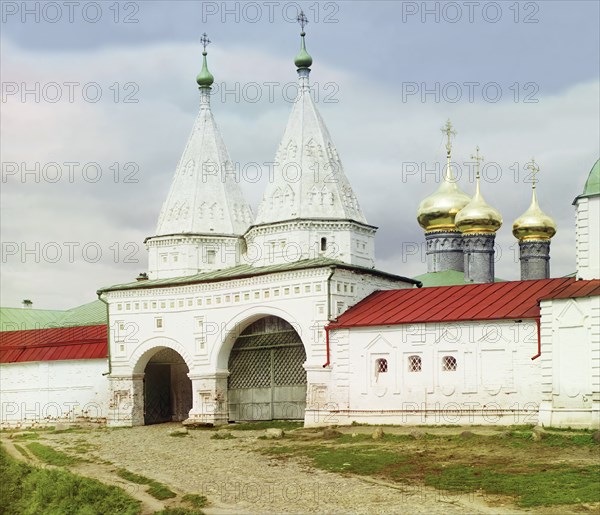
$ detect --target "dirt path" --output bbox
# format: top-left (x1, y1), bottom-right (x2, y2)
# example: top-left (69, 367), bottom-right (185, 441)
top-left (1, 437), bottom-right (166, 515)
top-left (33, 424), bottom-right (534, 515)
top-left (4, 424), bottom-right (595, 515)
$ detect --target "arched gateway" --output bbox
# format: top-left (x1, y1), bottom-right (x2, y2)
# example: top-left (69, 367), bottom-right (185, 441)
top-left (143, 348), bottom-right (192, 425)
top-left (227, 316), bottom-right (307, 421)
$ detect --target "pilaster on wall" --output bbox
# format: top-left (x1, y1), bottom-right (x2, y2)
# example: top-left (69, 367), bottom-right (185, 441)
top-left (186, 371), bottom-right (229, 426)
top-left (107, 374), bottom-right (144, 427)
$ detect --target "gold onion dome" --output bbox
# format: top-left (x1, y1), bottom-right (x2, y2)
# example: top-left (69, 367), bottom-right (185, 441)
top-left (417, 120), bottom-right (471, 232)
top-left (512, 160), bottom-right (557, 241)
top-left (455, 147), bottom-right (502, 234)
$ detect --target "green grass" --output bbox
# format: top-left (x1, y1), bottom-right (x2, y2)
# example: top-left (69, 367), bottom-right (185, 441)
top-left (13, 444), bottom-right (30, 459)
top-left (147, 483), bottom-right (177, 500)
top-left (117, 468), bottom-right (154, 485)
top-left (426, 464), bottom-right (600, 507)
top-left (182, 493), bottom-right (208, 508)
top-left (11, 432), bottom-right (40, 441)
top-left (312, 446), bottom-right (410, 475)
top-left (26, 442), bottom-right (78, 466)
top-left (227, 420), bottom-right (302, 431)
top-left (168, 430), bottom-right (189, 437)
top-left (153, 509), bottom-right (204, 515)
top-left (0, 445), bottom-right (141, 514)
top-left (210, 432), bottom-right (236, 440)
top-left (117, 468), bottom-right (176, 500)
top-left (262, 431), bottom-right (600, 507)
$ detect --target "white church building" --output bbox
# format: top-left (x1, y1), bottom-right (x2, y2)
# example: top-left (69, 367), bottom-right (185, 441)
top-left (1, 24), bottom-right (598, 430)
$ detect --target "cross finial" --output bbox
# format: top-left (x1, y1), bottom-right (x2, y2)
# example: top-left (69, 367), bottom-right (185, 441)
top-left (297, 10), bottom-right (308, 33)
top-left (200, 32), bottom-right (211, 53)
top-left (471, 146), bottom-right (484, 180)
top-left (442, 119), bottom-right (457, 156)
top-left (526, 158), bottom-right (540, 189)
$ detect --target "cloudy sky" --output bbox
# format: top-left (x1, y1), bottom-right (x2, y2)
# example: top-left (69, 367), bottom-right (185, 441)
top-left (2, 0), bottom-right (599, 309)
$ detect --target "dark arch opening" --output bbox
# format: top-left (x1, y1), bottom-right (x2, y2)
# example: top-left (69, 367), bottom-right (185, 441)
top-left (227, 316), bottom-right (307, 422)
top-left (143, 348), bottom-right (192, 425)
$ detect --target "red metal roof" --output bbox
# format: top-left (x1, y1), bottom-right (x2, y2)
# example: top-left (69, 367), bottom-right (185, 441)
top-left (0, 325), bottom-right (107, 363)
top-left (538, 279), bottom-right (600, 300)
top-left (329, 278), bottom-right (599, 329)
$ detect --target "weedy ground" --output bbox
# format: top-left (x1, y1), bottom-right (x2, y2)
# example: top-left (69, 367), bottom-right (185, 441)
top-left (261, 425), bottom-right (600, 508)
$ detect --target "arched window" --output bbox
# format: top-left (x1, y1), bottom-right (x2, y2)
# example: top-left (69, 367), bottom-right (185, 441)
top-left (442, 355), bottom-right (457, 371)
top-left (375, 358), bottom-right (388, 374)
top-left (408, 355), bottom-right (422, 372)
top-left (320, 237), bottom-right (327, 252)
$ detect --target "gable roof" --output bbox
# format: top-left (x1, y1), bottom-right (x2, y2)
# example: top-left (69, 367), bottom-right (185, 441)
top-left (539, 279), bottom-right (600, 300)
top-left (0, 300), bottom-right (107, 332)
top-left (0, 325), bottom-right (108, 363)
top-left (328, 278), bottom-right (599, 329)
top-left (98, 258), bottom-right (421, 294)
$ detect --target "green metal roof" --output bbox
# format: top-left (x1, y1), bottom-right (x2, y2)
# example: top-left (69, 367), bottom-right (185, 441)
top-left (59, 300), bottom-right (107, 327)
top-left (98, 258), bottom-right (421, 294)
top-left (574, 158), bottom-right (600, 203)
top-left (413, 270), bottom-right (505, 287)
top-left (582, 159), bottom-right (600, 197)
top-left (0, 307), bottom-right (65, 332)
top-left (0, 300), bottom-right (107, 332)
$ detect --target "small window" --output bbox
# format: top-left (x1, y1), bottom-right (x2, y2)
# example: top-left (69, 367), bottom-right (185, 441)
top-left (375, 358), bottom-right (388, 374)
top-left (442, 355), bottom-right (457, 372)
top-left (155, 318), bottom-right (163, 329)
top-left (320, 237), bottom-right (327, 251)
top-left (408, 355), bottom-right (422, 372)
top-left (207, 250), bottom-right (216, 264)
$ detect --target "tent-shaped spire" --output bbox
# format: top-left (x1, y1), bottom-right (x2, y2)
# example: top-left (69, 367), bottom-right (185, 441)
top-left (155, 36), bottom-right (252, 237)
top-left (254, 18), bottom-right (367, 226)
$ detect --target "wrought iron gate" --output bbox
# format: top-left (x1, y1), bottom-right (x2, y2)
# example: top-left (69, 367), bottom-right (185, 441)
top-left (228, 317), bottom-right (307, 421)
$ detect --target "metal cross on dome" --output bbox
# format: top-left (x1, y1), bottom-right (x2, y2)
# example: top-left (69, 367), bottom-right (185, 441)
top-left (297, 10), bottom-right (308, 31)
top-left (526, 158), bottom-right (540, 189)
top-left (442, 119), bottom-right (457, 156)
top-left (200, 33), bottom-right (211, 51)
top-left (471, 146), bottom-right (484, 179)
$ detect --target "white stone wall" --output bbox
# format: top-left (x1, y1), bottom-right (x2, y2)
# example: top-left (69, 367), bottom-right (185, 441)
top-left (321, 320), bottom-right (543, 427)
top-left (244, 221), bottom-right (376, 268)
top-left (539, 296), bottom-right (600, 428)
top-left (101, 266), bottom-right (412, 426)
top-left (0, 359), bottom-right (109, 429)
top-left (576, 196), bottom-right (600, 280)
top-left (147, 235), bottom-right (244, 279)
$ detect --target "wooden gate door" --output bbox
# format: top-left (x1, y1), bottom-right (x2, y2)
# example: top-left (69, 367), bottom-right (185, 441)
top-left (228, 317), bottom-right (307, 422)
